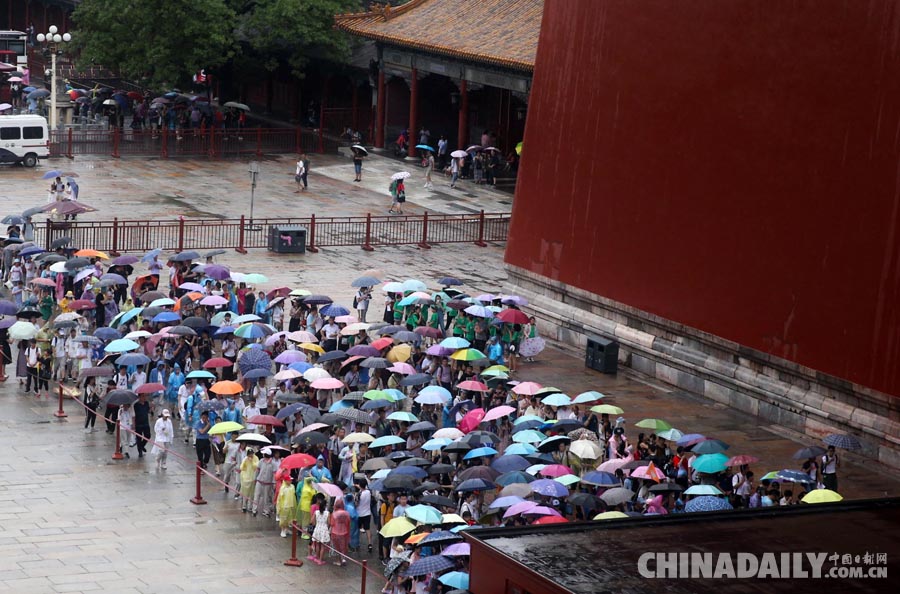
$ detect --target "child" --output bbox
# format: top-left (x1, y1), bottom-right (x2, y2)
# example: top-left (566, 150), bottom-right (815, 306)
top-left (310, 494), bottom-right (330, 565)
top-left (276, 471), bottom-right (297, 538)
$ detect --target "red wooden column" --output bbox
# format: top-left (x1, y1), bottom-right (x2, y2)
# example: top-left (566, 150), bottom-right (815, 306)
top-left (375, 68), bottom-right (386, 148)
top-left (408, 67), bottom-right (418, 156)
top-left (457, 79), bottom-right (469, 151)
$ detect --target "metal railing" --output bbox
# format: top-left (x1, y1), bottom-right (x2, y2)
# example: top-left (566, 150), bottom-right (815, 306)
top-left (50, 127), bottom-right (334, 158)
top-left (35, 211), bottom-right (509, 253)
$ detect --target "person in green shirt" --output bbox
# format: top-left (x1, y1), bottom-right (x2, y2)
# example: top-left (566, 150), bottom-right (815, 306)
top-left (452, 312), bottom-right (466, 337)
top-left (393, 302), bottom-right (404, 325)
top-left (463, 316), bottom-right (476, 343)
top-left (406, 307), bottom-right (421, 330)
top-left (39, 290), bottom-right (55, 321)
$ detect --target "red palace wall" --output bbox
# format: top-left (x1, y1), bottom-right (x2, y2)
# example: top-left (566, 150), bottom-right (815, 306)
top-left (506, 0), bottom-right (900, 397)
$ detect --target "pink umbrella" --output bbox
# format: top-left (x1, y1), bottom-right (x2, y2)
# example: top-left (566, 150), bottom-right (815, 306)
top-left (457, 380), bottom-right (489, 392)
top-left (199, 295), bottom-right (227, 306)
top-left (311, 377), bottom-right (345, 390)
top-left (503, 500), bottom-right (538, 518)
top-left (726, 454), bottom-right (759, 467)
top-left (458, 408), bottom-right (486, 434)
top-left (630, 461), bottom-right (664, 483)
top-left (388, 362), bottom-right (417, 375)
top-left (522, 505), bottom-right (562, 517)
top-left (511, 381), bottom-right (542, 396)
top-left (597, 458), bottom-right (631, 473)
top-left (482, 405), bottom-right (516, 423)
top-left (426, 345), bottom-right (454, 356)
top-left (288, 330), bottom-right (318, 343)
top-left (315, 483), bottom-right (344, 499)
top-left (335, 315), bottom-right (356, 324)
top-left (265, 331), bottom-right (291, 346)
top-left (539, 464), bottom-right (572, 478)
top-left (30, 277), bottom-right (56, 288)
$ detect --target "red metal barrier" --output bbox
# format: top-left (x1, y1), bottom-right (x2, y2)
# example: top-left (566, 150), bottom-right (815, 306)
top-left (362, 213), bottom-right (374, 251)
top-left (284, 521), bottom-right (304, 567)
top-left (190, 462), bottom-right (207, 505)
top-left (54, 383), bottom-right (67, 419)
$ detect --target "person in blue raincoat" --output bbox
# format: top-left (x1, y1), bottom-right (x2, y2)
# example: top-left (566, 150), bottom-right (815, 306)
top-left (166, 363), bottom-right (185, 405)
top-left (309, 455), bottom-right (333, 483)
top-left (222, 399), bottom-right (242, 438)
top-left (149, 361), bottom-right (166, 388)
top-left (345, 493), bottom-right (360, 552)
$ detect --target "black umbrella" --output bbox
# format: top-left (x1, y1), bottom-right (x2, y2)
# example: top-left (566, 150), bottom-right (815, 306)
top-left (181, 316), bottom-right (209, 329)
top-left (292, 432), bottom-right (327, 447)
top-left (317, 350), bottom-right (347, 363)
top-left (399, 373), bottom-right (432, 386)
top-left (16, 307), bottom-right (41, 319)
top-left (204, 249), bottom-right (226, 259)
top-left (169, 250), bottom-right (200, 262)
top-left (443, 442), bottom-right (471, 454)
top-left (392, 331), bottom-right (421, 344)
top-left (421, 494), bottom-right (455, 508)
top-left (64, 257), bottom-right (91, 271)
top-left (102, 389), bottom-right (138, 406)
top-left (399, 457), bottom-right (432, 467)
top-left (302, 294), bottom-right (333, 305)
top-left (793, 446), bottom-right (827, 460)
top-left (386, 450), bottom-right (414, 461)
top-left (36, 253), bottom-right (66, 263)
top-left (79, 365), bottom-right (114, 378)
top-left (568, 492), bottom-right (602, 510)
top-left (461, 431), bottom-right (500, 446)
top-left (407, 421), bottom-right (436, 433)
top-left (167, 325), bottom-right (196, 336)
top-left (382, 473), bottom-right (419, 491)
top-left (649, 483), bottom-right (683, 493)
top-left (428, 463), bottom-right (455, 475)
top-left (412, 481), bottom-right (441, 495)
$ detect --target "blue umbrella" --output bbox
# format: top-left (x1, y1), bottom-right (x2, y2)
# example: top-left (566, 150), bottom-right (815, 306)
top-left (456, 478), bottom-right (495, 492)
top-left (404, 504), bottom-right (443, 524)
top-left (152, 312), bottom-right (181, 324)
top-left (104, 338), bottom-right (141, 353)
top-left (238, 347), bottom-right (272, 374)
top-left (439, 337), bottom-right (470, 349)
top-left (419, 386), bottom-right (451, 401)
top-left (214, 325), bottom-right (235, 336)
top-left (463, 446), bottom-right (498, 460)
top-left (93, 327), bottom-right (121, 341)
top-left (775, 469), bottom-right (815, 484)
top-left (692, 453), bottom-right (729, 474)
top-left (116, 307), bottom-right (143, 327)
top-left (329, 400), bottom-right (354, 412)
top-left (27, 89), bottom-right (50, 101)
top-left (823, 433), bottom-right (862, 450)
top-left (243, 368), bottom-right (271, 380)
top-left (320, 303), bottom-right (351, 317)
top-left (684, 496), bottom-right (734, 513)
top-left (351, 276), bottom-right (381, 288)
top-left (404, 555), bottom-right (455, 577)
top-left (491, 455), bottom-right (530, 474)
top-left (19, 246), bottom-right (45, 258)
top-left (676, 433), bottom-right (706, 447)
top-left (288, 361), bottom-right (313, 374)
top-left (581, 471), bottom-right (620, 486)
top-left (503, 443), bottom-right (537, 456)
top-left (361, 399), bottom-right (393, 411)
top-left (512, 420), bottom-right (544, 432)
top-left (437, 277), bottom-right (463, 286)
top-left (530, 479), bottom-right (568, 497)
top-left (420, 530), bottom-right (462, 545)
top-left (141, 248), bottom-right (162, 263)
top-left (371, 435), bottom-right (406, 449)
top-left (496, 471), bottom-right (535, 486)
top-left (489, 495), bottom-right (525, 509)
top-left (415, 144), bottom-right (436, 152)
top-left (186, 370), bottom-right (216, 380)
top-left (438, 571), bottom-right (469, 590)
top-left (115, 352), bottom-right (150, 366)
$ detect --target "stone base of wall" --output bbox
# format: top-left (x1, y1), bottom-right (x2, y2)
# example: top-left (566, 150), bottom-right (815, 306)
top-left (506, 264), bottom-right (900, 471)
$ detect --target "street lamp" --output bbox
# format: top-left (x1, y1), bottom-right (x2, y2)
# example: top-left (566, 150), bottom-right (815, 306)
top-left (35, 25), bottom-right (72, 130)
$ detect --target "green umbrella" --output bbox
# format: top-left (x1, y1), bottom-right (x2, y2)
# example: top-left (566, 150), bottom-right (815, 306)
top-left (635, 418), bottom-right (672, 431)
top-left (692, 453), bottom-right (729, 474)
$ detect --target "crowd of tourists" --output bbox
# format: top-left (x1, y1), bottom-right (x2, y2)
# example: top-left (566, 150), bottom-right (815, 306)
top-left (0, 234), bottom-right (854, 594)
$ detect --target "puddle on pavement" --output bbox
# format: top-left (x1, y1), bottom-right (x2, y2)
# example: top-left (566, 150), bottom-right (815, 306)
top-left (155, 193), bottom-right (226, 219)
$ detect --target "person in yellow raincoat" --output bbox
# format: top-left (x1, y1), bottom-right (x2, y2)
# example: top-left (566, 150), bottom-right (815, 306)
top-left (276, 472), bottom-right (297, 538)
top-left (239, 448), bottom-right (258, 513)
top-left (295, 476), bottom-right (316, 540)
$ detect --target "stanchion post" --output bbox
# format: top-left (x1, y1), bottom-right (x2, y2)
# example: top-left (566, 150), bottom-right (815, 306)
top-left (362, 213), bottom-right (375, 252)
top-left (112, 126), bottom-right (120, 158)
top-left (112, 419), bottom-right (124, 460)
top-left (190, 462), bottom-right (207, 505)
top-left (236, 215), bottom-right (248, 254)
top-left (66, 127), bottom-right (73, 159)
top-left (475, 209), bottom-right (488, 247)
top-left (307, 214), bottom-right (319, 253)
top-left (177, 217), bottom-right (185, 253)
top-left (53, 383), bottom-right (67, 418)
top-left (284, 521), bottom-right (304, 567)
top-left (111, 217), bottom-right (119, 256)
top-left (360, 559), bottom-right (368, 594)
top-left (418, 211), bottom-right (431, 249)
top-left (256, 127), bottom-right (263, 157)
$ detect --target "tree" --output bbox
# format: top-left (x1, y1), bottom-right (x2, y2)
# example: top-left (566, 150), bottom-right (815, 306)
top-left (72, 0), bottom-right (237, 89)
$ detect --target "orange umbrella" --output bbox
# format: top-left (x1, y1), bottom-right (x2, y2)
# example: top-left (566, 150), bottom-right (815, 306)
top-left (209, 380), bottom-right (243, 395)
top-left (404, 532), bottom-right (429, 545)
top-left (174, 292), bottom-right (203, 311)
top-left (75, 249), bottom-right (110, 259)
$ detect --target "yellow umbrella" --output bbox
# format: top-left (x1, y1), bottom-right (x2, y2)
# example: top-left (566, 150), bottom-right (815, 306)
top-left (209, 421), bottom-right (244, 435)
top-left (515, 141), bottom-right (523, 155)
top-left (593, 511), bottom-right (629, 520)
top-left (380, 517), bottom-right (416, 538)
top-left (483, 364), bottom-right (509, 373)
top-left (801, 489), bottom-right (843, 504)
top-left (591, 404), bottom-right (624, 415)
top-left (387, 344), bottom-right (412, 362)
top-left (343, 432), bottom-right (375, 444)
top-left (300, 342), bottom-right (325, 354)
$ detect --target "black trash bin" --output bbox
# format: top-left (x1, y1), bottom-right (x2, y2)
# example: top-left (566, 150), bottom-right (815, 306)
top-left (585, 335), bottom-right (618, 374)
top-left (268, 225), bottom-right (306, 253)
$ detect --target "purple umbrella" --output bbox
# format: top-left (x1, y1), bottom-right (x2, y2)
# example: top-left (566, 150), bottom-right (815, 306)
top-left (203, 265), bottom-right (231, 280)
top-left (441, 543), bottom-right (470, 557)
top-left (503, 500), bottom-right (537, 518)
top-left (111, 255), bottom-right (139, 266)
top-left (347, 345), bottom-right (380, 357)
top-left (0, 300), bottom-right (17, 316)
top-left (530, 479), bottom-right (569, 498)
top-left (238, 347), bottom-right (272, 374)
top-left (522, 505), bottom-right (562, 517)
top-left (0, 316), bottom-right (16, 329)
top-left (426, 344), bottom-right (454, 357)
top-left (275, 350), bottom-right (307, 364)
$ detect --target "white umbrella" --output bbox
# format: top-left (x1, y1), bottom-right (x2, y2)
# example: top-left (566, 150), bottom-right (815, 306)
top-left (303, 367), bottom-right (331, 382)
top-left (391, 171), bottom-right (411, 181)
top-left (451, 150), bottom-right (467, 158)
top-left (351, 144), bottom-right (368, 156)
top-left (49, 261), bottom-right (68, 273)
top-left (9, 321), bottom-right (38, 340)
top-left (224, 101), bottom-right (250, 112)
top-left (236, 433), bottom-right (271, 445)
top-left (274, 369), bottom-right (302, 381)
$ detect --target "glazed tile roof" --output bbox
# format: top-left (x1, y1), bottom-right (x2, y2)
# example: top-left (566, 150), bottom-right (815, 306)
top-left (335, 0), bottom-right (542, 73)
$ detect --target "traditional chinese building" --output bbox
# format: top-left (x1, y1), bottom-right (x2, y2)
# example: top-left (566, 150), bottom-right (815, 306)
top-left (0, 0), bottom-right (75, 32)
top-left (334, 0), bottom-right (540, 154)
top-left (507, 0), bottom-right (900, 468)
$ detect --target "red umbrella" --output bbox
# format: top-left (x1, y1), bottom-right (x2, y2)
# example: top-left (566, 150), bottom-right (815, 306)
top-left (136, 383), bottom-right (165, 394)
top-left (203, 357), bottom-right (233, 369)
top-left (69, 299), bottom-right (96, 310)
top-left (459, 408), bottom-right (486, 434)
top-left (340, 355), bottom-right (366, 369)
top-left (371, 337), bottom-right (393, 350)
top-left (247, 414), bottom-right (284, 427)
top-left (414, 326), bottom-right (443, 339)
top-left (280, 453), bottom-right (317, 470)
top-left (532, 516), bottom-right (568, 525)
top-left (266, 286), bottom-right (291, 300)
top-left (726, 455), bottom-right (760, 467)
top-left (497, 309), bottom-right (529, 325)
top-left (127, 91), bottom-right (143, 101)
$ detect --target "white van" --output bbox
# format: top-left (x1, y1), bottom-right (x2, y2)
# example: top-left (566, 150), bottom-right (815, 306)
top-left (0, 115), bottom-right (49, 167)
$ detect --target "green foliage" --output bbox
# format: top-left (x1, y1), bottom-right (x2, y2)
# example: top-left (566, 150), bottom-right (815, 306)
top-left (72, 0), bottom-right (358, 88)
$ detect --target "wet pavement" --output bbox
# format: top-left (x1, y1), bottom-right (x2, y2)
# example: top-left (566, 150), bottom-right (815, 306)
top-left (0, 153), bottom-right (898, 592)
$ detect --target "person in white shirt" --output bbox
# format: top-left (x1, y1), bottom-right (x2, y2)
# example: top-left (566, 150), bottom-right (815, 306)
top-left (51, 330), bottom-right (67, 381)
top-left (118, 403), bottom-right (135, 449)
top-left (152, 409), bottom-right (175, 470)
top-left (130, 367), bottom-right (147, 392)
top-left (222, 432), bottom-right (241, 494)
top-left (64, 329), bottom-right (80, 381)
top-left (24, 340), bottom-right (40, 394)
top-left (243, 398), bottom-right (261, 432)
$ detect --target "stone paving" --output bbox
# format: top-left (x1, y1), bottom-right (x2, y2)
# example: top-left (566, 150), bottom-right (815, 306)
top-left (1, 153), bottom-right (898, 593)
